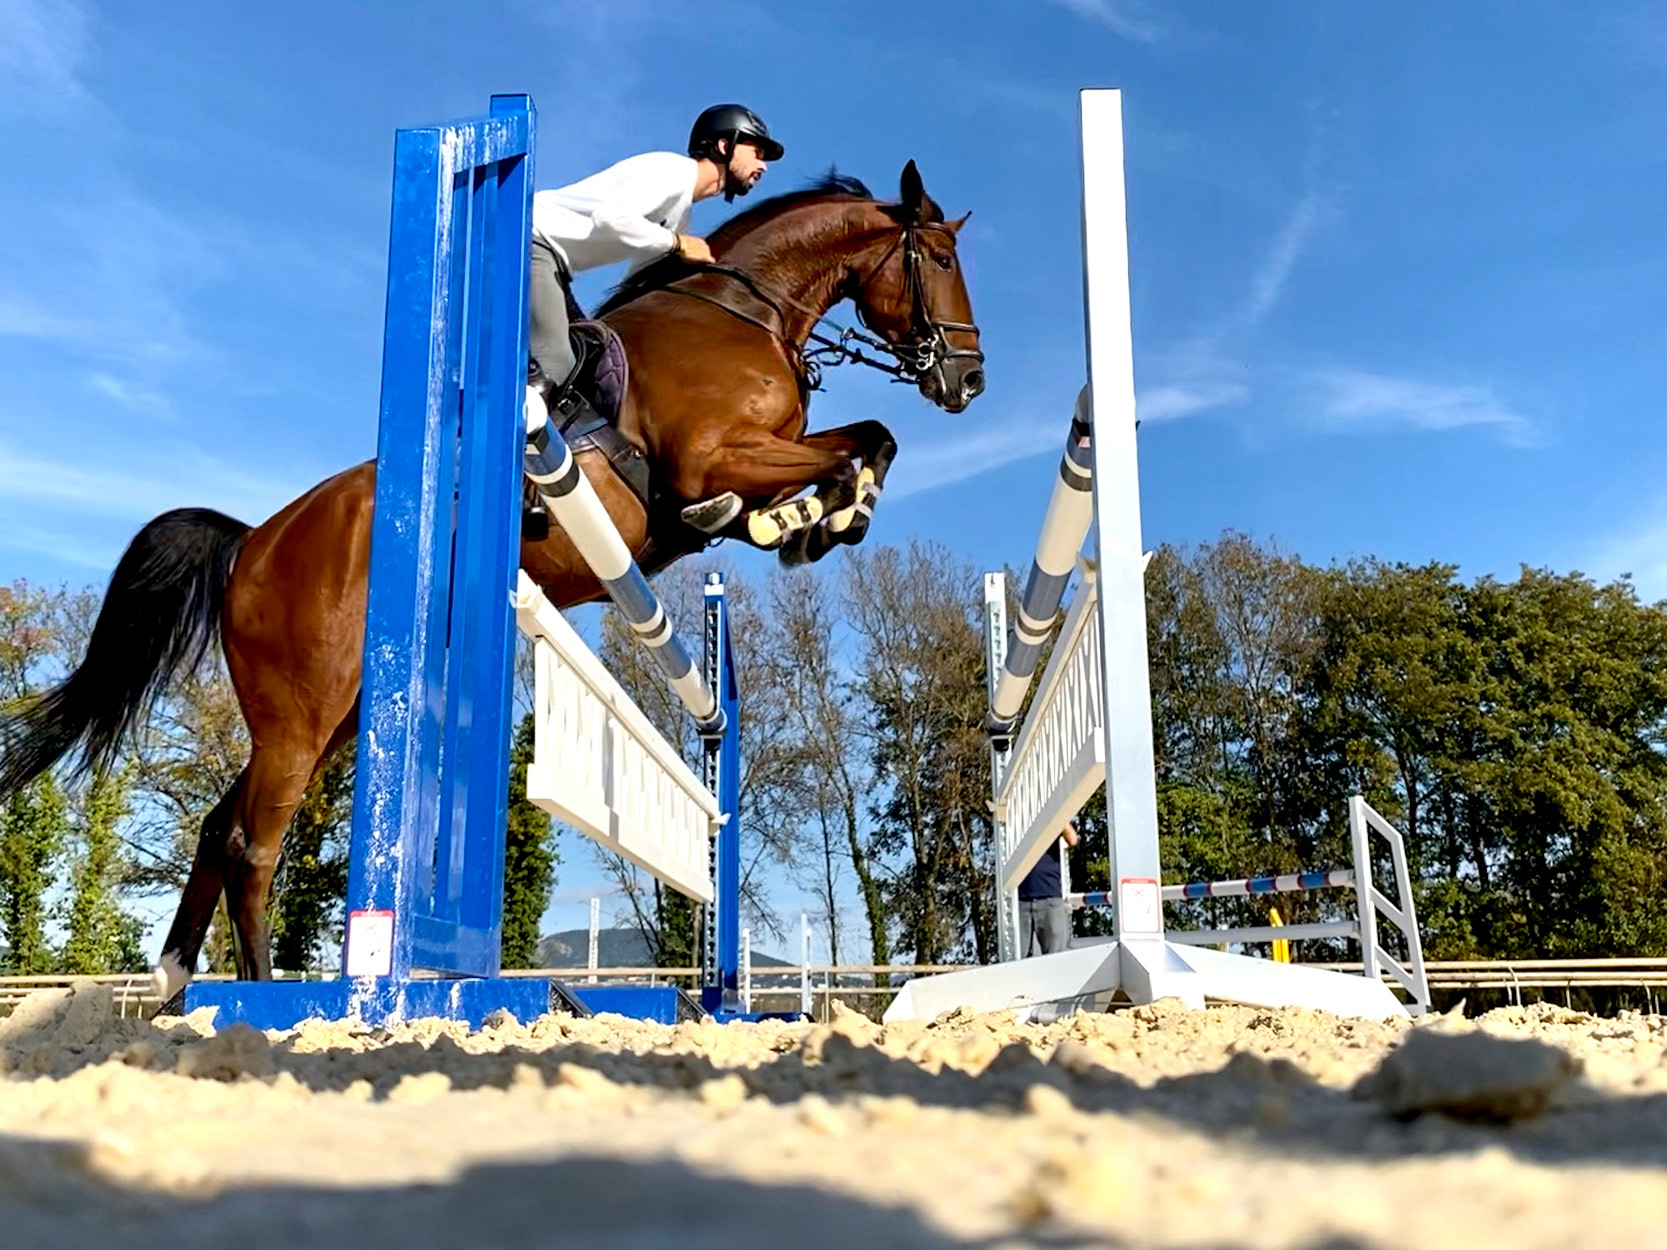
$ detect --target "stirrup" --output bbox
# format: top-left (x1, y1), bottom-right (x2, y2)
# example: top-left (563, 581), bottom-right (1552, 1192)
top-left (681, 492), bottom-right (743, 535)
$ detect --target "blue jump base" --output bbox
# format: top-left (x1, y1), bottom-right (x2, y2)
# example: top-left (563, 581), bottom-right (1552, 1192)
top-left (182, 976), bottom-right (559, 1032)
top-left (567, 984), bottom-right (703, 1024)
top-left (183, 979), bottom-right (803, 1030)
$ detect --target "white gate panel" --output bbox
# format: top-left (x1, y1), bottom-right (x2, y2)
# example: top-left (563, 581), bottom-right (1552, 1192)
top-left (995, 574), bottom-right (1108, 894)
top-left (515, 573), bottom-right (717, 903)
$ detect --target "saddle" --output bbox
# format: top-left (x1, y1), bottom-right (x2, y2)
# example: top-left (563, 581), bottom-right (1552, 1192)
top-left (523, 319), bottom-right (654, 540)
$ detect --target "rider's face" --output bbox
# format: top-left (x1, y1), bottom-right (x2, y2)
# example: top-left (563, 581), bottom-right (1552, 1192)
top-left (725, 141), bottom-right (768, 195)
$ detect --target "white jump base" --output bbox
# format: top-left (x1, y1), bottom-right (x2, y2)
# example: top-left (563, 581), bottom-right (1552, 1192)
top-left (884, 939), bottom-right (1410, 1023)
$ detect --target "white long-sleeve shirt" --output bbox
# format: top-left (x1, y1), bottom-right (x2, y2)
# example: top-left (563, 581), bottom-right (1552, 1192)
top-left (531, 152), bottom-right (698, 274)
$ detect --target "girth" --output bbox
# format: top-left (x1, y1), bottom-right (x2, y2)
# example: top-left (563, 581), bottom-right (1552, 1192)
top-left (559, 406), bottom-right (651, 504)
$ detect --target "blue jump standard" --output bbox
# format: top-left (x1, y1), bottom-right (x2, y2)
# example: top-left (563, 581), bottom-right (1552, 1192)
top-left (180, 97), bottom-right (796, 1032)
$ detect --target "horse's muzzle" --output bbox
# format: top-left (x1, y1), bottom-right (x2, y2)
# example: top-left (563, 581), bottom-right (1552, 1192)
top-left (922, 355), bottom-right (985, 413)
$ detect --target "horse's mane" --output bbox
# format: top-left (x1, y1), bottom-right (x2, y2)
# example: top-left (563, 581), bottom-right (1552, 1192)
top-left (595, 171), bottom-right (875, 316)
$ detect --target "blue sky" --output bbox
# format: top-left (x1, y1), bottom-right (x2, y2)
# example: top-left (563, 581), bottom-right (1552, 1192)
top-left (2, 1), bottom-right (1664, 958)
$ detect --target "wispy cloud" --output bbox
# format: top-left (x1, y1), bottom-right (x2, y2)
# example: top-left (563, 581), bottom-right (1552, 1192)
top-left (0, 434), bottom-right (312, 526)
top-left (886, 413), bottom-right (1063, 500)
top-left (1311, 369), bottom-right (1537, 446)
top-left (87, 373), bottom-right (175, 421)
top-left (0, 0), bottom-right (94, 114)
top-left (1138, 187), bottom-right (1331, 423)
top-left (1045, 0), bottom-right (1166, 44)
top-left (1586, 503), bottom-right (1667, 603)
top-left (0, 523), bottom-right (121, 571)
top-left (0, 294), bottom-right (81, 340)
top-left (1140, 161), bottom-right (1531, 448)
top-left (1239, 192), bottom-right (1326, 330)
top-left (1137, 381), bottom-right (1251, 423)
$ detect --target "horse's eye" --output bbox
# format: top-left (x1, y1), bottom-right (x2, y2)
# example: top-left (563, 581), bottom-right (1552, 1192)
top-left (933, 252), bottom-right (953, 270)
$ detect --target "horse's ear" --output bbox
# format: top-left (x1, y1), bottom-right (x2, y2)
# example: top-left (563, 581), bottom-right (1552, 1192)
top-left (900, 160), bottom-right (925, 221)
top-left (948, 211), bottom-right (971, 234)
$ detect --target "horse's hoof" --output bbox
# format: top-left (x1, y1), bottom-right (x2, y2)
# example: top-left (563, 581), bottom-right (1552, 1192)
top-left (681, 491), bottom-right (743, 535)
top-left (150, 953), bottom-right (192, 1010)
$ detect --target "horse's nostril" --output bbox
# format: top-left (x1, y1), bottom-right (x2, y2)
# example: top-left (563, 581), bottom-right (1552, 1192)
top-left (963, 370), bottom-right (985, 398)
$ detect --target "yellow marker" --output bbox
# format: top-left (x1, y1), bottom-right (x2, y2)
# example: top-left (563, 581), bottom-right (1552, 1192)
top-left (1269, 906), bottom-right (1290, 964)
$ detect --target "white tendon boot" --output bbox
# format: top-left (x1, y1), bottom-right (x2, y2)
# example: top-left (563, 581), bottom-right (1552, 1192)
top-left (525, 383), bottom-right (549, 437)
top-left (151, 952), bottom-right (191, 1003)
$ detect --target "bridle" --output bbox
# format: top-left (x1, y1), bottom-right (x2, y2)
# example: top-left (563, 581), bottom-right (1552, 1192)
top-left (664, 220), bottom-right (982, 392)
top-left (822, 221), bottom-right (983, 385)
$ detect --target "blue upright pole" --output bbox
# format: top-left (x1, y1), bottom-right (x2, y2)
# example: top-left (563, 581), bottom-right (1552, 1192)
top-left (701, 573), bottom-right (743, 1015)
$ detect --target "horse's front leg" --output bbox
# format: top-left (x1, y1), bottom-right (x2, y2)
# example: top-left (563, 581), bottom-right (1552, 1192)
top-left (780, 420), bottom-right (898, 566)
top-left (670, 432), bottom-right (858, 554)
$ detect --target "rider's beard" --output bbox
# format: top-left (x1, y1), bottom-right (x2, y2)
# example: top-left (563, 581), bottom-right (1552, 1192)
top-left (725, 167), bottom-right (757, 198)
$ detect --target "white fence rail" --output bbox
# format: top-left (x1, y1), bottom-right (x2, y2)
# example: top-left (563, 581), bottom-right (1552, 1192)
top-left (515, 573), bottom-right (718, 903)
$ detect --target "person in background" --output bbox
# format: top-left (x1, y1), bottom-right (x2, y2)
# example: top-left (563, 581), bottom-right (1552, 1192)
top-left (1018, 821), bottom-right (1079, 956)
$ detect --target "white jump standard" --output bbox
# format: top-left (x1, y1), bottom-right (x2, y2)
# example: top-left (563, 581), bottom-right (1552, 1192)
top-left (885, 89), bottom-right (1427, 1024)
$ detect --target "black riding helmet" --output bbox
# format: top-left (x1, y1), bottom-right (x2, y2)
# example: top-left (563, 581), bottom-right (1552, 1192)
top-left (687, 104), bottom-right (784, 163)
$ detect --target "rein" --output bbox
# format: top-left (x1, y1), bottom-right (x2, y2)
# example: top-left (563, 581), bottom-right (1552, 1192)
top-left (659, 222), bottom-right (981, 391)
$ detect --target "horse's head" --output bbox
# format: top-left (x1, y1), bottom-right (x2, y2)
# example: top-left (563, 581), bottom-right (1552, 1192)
top-left (851, 162), bottom-right (985, 413)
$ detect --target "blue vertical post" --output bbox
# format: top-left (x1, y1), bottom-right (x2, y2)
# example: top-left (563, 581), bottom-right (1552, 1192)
top-left (701, 573), bottom-right (743, 1015)
top-left (345, 93), bottom-right (537, 988)
top-left (185, 96), bottom-right (547, 1030)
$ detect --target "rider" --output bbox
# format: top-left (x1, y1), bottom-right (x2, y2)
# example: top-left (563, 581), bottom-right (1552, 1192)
top-left (525, 103), bottom-right (783, 443)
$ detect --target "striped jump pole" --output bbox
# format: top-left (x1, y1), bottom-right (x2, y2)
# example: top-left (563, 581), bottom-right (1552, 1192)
top-left (524, 422), bottom-right (723, 735)
top-left (987, 386), bottom-right (1095, 744)
top-left (1069, 868), bottom-right (1357, 909)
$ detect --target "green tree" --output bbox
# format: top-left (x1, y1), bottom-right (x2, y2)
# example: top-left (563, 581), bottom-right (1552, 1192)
top-left (0, 776), bottom-right (67, 973)
top-left (59, 771), bottom-right (146, 973)
top-left (502, 713), bottom-right (558, 968)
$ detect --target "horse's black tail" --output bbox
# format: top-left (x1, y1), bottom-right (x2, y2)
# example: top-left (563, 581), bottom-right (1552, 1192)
top-left (0, 508), bottom-right (251, 796)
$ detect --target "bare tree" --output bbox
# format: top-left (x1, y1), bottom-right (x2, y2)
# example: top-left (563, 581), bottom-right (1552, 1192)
top-left (762, 567), bottom-right (886, 972)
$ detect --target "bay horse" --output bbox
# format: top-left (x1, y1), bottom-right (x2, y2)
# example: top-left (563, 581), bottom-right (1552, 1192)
top-left (0, 162), bottom-right (983, 999)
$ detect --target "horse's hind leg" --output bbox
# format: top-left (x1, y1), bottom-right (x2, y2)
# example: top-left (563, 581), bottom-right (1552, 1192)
top-left (221, 741), bottom-right (322, 982)
top-left (152, 773), bottom-right (246, 1002)
top-left (223, 711), bottom-right (356, 981)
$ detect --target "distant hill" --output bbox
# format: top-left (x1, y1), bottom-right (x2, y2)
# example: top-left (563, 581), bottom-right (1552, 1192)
top-left (534, 927), bottom-right (793, 971)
